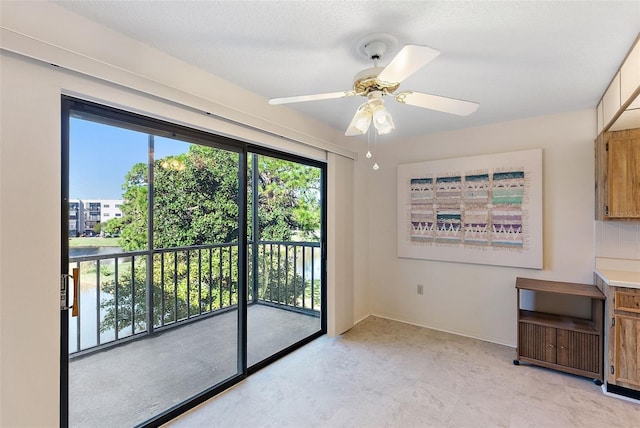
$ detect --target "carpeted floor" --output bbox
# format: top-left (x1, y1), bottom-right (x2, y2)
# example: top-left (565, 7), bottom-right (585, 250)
top-left (166, 315), bottom-right (640, 428)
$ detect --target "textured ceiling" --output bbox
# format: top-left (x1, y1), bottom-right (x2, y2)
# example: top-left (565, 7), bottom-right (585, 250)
top-left (54, 1), bottom-right (640, 139)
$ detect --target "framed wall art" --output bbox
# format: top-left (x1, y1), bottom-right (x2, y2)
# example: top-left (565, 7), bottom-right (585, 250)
top-left (397, 149), bottom-right (543, 269)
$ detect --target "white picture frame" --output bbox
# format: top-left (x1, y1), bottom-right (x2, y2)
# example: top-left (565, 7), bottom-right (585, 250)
top-left (397, 149), bottom-right (543, 269)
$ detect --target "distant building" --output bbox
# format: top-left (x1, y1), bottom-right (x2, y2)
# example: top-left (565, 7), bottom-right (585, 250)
top-left (69, 200), bottom-right (81, 237)
top-left (99, 199), bottom-right (124, 222)
top-left (69, 199), bottom-right (124, 236)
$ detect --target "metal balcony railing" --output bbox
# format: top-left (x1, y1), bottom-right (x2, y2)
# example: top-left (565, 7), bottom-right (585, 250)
top-left (68, 241), bottom-right (321, 356)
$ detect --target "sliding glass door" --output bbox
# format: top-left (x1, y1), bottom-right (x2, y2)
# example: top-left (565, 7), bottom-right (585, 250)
top-left (62, 100), bottom-right (244, 427)
top-left (61, 97), bottom-right (325, 427)
top-left (247, 153), bottom-right (324, 368)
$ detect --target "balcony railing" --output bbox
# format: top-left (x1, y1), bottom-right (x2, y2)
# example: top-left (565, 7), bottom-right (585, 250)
top-left (68, 241), bottom-right (321, 356)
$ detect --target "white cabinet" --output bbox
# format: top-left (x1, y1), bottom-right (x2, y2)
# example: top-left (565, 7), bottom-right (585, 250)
top-left (621, 40), bottom-right (640, 104)
top-left (597, 102), bottom-right (604, 134)
top-left (603, 72), bottom-right (621, 128)
top-left (597, 35), bottom-right (640, 134)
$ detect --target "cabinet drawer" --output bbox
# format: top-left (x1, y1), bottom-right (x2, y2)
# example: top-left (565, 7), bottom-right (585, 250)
top-left (615, 291), bottom-right (640, 314)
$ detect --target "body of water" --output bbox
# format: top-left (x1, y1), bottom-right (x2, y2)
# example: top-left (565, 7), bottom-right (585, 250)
top-left (69, 246), bottom-right (123, 258)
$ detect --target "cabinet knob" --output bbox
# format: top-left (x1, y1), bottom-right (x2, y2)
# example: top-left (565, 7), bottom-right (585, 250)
top-left (547, 344), bottom-right (555, 348)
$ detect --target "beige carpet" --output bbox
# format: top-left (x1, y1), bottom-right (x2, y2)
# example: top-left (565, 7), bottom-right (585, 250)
top-left (167, 316), bottom-right (640, 427)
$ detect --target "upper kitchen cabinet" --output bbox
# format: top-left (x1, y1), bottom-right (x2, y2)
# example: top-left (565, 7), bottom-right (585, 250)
top-left (597, 34), bottom-right (640, 135)
top-left (595, 129), bottom-right (640, 220)
top-left (595, 34), bottom-right (640, 220)
top-left (621, 38), bottom-right (640, 106)
top-left (602, 72), bottom-right (622, 129)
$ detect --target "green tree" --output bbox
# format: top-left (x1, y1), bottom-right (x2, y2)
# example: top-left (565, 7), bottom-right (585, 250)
top-left (101, 217), bottom-right (125, 237)
top-left (99, 145), bottom-right (321, 334)
top-left (100, 247), bottom-right (239, 334)
top-left (119, 163), bottom-right (149, 250)
top-left (254, 156), bottom-right (321, 241)
top-left (117, 147), bottom-right (321, 249)
top-left (153, 147), bottom-right (240, 248)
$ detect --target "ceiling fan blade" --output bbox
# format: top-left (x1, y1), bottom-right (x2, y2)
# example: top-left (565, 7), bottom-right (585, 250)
top-left (268, 90), bottom-right (355, 105)
top-left (396, 91), bottom-right (479, 116)
top-left (377, 45), bottom-right (440, 84)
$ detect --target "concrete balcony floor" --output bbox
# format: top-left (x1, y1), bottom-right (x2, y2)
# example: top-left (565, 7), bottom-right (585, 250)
top-left (69, 304), bottom-right (321, 427)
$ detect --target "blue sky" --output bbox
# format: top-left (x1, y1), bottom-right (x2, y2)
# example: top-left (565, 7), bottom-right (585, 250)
top-left (70, 118), bottom-right (189, 200)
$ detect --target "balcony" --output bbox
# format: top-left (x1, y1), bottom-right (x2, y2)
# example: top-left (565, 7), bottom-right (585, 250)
top-left (67, 241), bottom-right (322, 427)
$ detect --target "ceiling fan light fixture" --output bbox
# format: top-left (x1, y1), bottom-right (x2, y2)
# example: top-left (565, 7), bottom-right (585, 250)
top-left (345, 103), bottom-right (373, 135)
top-left (372, 103), bottom-right (395, 135)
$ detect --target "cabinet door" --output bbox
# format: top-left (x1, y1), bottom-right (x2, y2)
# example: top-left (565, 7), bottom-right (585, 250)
top-left (614, 314), bottom-right (640, 388)
top-left (556, 329), bottom-right (600, 374)
top-left (606, 129), bottom-right (640, 219)
top-left (519, 323), bottom-right (556, 363)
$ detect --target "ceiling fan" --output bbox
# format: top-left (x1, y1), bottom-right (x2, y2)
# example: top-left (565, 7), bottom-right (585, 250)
top-left (268, 37), bottom-right (479, 136)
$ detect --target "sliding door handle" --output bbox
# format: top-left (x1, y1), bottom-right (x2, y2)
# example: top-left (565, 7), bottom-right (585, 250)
top-left (71, 267), bottom-right (79, 317)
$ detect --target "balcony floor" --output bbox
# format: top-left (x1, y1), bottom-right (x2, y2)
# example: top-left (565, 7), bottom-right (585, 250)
top-left (69, 304), bottom-right (320, 427)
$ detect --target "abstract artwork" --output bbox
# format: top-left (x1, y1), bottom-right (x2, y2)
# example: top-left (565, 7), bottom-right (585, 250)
top-left (397, 149), bottom-right (542, 269)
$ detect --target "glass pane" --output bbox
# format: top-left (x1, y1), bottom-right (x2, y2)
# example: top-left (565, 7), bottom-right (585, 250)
top-left (247, 153), bottom-right (322, 367)
top-left (68, 117), bottom-right (240, 427)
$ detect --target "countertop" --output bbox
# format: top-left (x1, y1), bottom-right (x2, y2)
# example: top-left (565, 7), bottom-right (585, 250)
top-left (595, 257), bottom-right (640, 289)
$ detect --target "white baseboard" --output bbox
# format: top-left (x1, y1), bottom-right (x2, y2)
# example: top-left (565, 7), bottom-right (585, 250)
top-left (367, 313), bottom-right (516, 349)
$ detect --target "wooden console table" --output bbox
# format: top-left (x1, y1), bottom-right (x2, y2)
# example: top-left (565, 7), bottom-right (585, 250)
top-left (514, 277), bottom-right (605, 384)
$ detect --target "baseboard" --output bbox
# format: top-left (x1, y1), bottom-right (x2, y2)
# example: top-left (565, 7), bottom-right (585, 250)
top-left (603, 383), bottom-right (640, 404)
top-left (354, 313), bottom-right (372, 325)
top-left (368, 313), bottom-right (516, 349)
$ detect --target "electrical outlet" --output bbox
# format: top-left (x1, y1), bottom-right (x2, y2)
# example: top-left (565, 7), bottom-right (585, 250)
top-left (417, 284), bottom-right (424, 295)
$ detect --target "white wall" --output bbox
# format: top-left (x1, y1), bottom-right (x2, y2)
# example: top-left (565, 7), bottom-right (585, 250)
top-left (327, 153), bottom-right (355, 336)
top-left (1, 53), bottom-right (64, 428)
top-left (353, 140), bottom-right (372, 323)
top-left (367, 110), bottom-right (597, 346)
top-left (596, 221), bottom-right (640, 260)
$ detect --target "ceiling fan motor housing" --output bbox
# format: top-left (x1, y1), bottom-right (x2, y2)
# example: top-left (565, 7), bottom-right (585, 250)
top-left (353, 67), bottom-right (400, 95)
top-left (351, 35), bottom-right (402, 96)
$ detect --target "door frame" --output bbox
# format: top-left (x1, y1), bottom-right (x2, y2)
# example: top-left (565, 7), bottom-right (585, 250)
top-left (60, 96), bottom-right (327, 427)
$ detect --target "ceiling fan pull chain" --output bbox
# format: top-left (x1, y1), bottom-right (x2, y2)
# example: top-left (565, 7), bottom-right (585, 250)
top-left (372, 130), bottom-right (380, 171)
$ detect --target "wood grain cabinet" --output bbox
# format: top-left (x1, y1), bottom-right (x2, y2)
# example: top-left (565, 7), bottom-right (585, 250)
top-left (597, 276), bottom-right (640, 390)
top-left (595, 128), bottom-right (640, 220)
top-left (515, 277), bottom-right (604, 383)
top-left (613, 311), bottom-right (640, 388)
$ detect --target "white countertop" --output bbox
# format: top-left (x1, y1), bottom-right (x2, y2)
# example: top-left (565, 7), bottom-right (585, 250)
top-left (595, 257), bottom-right (640, 289)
